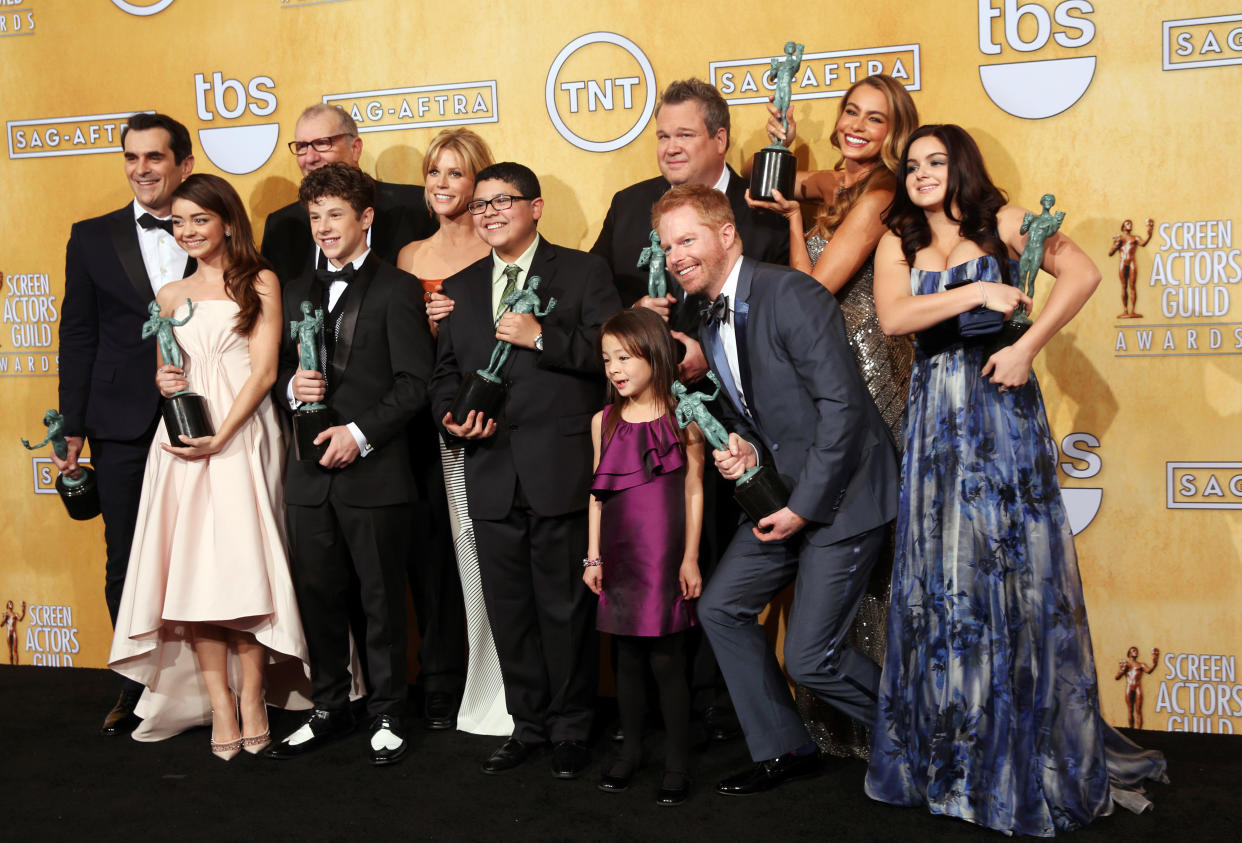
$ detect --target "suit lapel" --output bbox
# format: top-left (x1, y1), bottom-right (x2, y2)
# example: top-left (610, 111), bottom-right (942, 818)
top-left (105, 207), bottom-right (155, 307)
top-left (331, 255), bottom-right (377, 384)
top-left (733, 258), bottom-right (759, 429)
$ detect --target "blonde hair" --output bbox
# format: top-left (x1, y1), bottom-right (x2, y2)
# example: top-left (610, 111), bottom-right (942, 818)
top-left (422, 129), bottom-right (494, 211)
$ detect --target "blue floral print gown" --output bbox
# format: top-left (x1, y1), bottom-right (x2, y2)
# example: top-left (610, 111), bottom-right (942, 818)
top-left (865, 256), bottom-right (1167, 837)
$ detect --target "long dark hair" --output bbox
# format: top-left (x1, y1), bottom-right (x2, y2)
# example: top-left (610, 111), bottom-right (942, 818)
top-left (814, 74), bottom-right (918, 239)
top-left (171, 174), bottom-right (269, 335)
top-left (598, 308), bottom-right (681, 446)
top-left (885, 124), bottom-right (1011, 281)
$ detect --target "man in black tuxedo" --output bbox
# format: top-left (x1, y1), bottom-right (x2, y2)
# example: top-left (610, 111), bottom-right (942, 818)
top-left (55, 112), bottom-right (195, 735)
top-left (430, 162), bottom-right (621, 778)
top-left (260, 103), bottom-right (436, 284)
top-left (653, 184), bottom-right (898, 796)
top-left (591, 78), bottom-right (789, 741)
top-left (264, 164), bottom-right (432, 766)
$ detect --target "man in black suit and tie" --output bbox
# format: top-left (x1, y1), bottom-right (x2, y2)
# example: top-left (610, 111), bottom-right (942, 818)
top-left (591, 78), bottom-right (789, 742)
top-left (55, 112), bottom-right (195, 736)
top-left (653, 184), bottom-right (898, 796)
top-left (430, 162), bottom-right (621, 778)
top-left (264, 163), bottom-right (432, 766)
top-left (591, 78), bottom-right (788, 380)
top-left (260, 103), bottom-right (436, 284)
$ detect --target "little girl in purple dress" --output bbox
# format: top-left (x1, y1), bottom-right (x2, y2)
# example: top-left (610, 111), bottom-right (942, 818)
top-left (584, 308), bottom-right (705, 806)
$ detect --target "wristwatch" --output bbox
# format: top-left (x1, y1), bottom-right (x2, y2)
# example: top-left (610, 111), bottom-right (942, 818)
top-left (534, 332), bottom-right (543, 352)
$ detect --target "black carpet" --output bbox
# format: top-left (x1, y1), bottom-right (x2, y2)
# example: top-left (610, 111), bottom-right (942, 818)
top-left (2, 666), bottom-right (1237, 841)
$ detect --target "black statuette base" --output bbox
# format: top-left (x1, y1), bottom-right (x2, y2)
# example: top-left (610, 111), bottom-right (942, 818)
top-left (734, 464), bottom-right (789, 524)
top-left (294, 407), bottom-right (333, 463)
top-left (750, 146), bottom-right (797, 203)
top-left (162, 392), bottom-right (213, 444)
top-left (450, 372), bottom-right (506, 426)
top-left (56, 467), bottom-right (100, 521)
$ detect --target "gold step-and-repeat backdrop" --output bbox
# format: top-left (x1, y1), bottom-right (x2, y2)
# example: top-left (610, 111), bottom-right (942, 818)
top-left (1, 0), bottom-right (1239, 735)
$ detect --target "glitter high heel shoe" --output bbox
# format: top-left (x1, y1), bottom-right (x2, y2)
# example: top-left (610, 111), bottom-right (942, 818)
top-left (241, 700), bottom-right (271, 755)
top-left (211, 693), bottom-right (242, 761)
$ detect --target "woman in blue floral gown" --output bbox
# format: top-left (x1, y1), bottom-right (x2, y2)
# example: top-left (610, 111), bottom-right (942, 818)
top-left (864, 124), bottom-right (1167, 836)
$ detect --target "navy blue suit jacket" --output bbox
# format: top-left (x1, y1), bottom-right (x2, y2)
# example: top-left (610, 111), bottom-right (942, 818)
top-left (701, 257), bottom-right (898, 545)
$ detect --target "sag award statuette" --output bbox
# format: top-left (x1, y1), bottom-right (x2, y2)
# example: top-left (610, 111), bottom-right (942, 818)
top-left (144, 299), bottom-right (214, 443)
top-left (637, 229), bottom-right (668, 300)
top-left (987, 193), bottom-right (1065, 357)
top-left (749, 40), bottom-right (804, 202)
top-left (673, 373), bottom-right (788, 523)
top-left (451, 276), bottom-right (556, 424)
top-left (291, 301), bottom-right (332, 462)
top-left (21, 409), bottom-right (100, 520)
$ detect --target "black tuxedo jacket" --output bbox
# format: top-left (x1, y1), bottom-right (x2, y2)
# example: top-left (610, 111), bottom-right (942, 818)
top-left (429, 238), bottom-right (622, 520)
top-left (59, 205), bottom-right (191, 441)
top-left (590, 166), bottom-right (790, 334)
top-left (277, 254), bottom-right (433, 508)
top-left (701, 257), bottom-right (898, 546)
top-left (261, 180), bottom-right (437, 285)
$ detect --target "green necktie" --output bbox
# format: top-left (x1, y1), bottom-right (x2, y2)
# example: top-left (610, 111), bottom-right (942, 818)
top-left (496, 264), bottom-right (521, 319)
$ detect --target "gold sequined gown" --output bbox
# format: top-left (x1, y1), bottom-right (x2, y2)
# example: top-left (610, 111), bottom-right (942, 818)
top-left (796, 232), bottom-right (912, 759)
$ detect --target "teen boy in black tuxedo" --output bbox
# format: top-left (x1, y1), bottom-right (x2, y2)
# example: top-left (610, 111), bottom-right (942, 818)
top-left (265, 163), bottom-right (433, 766)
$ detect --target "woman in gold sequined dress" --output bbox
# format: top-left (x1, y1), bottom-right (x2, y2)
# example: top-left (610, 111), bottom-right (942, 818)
top-left (745, 74), bottom-right (918, 758)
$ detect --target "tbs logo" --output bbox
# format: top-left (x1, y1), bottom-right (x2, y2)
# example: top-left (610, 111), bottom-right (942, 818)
top-left (193, 72), bottom-right (279, 175)
top-left (977, 0), bottom-right (1096, 119)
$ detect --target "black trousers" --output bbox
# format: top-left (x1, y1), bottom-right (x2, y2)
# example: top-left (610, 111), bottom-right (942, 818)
top-left (91, 423), bottom-right (157, 695)
top-left (406, 463), bottom-right (466, 697)
top-left (472, 484), bottom-right (596, 745)
top-left (287, 499), bottom-right (410, 717)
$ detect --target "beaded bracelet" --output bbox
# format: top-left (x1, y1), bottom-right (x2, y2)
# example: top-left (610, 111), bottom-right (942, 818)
top-left (582, 556), bottom-right (602, 568)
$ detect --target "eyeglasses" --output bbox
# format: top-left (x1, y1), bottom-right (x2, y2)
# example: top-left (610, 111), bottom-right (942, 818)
top-left (287, 133), bottom-right (353, 155)
top-left (467, 194), bottom-right (533, 215)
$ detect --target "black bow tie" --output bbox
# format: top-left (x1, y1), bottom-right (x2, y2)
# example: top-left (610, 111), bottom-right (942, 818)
top-left (701, 294), bottom-right (731, 326)
top-left (137, 213), bottom-right (174, 236)
top-left (316, 264), bottom-right (356, 285)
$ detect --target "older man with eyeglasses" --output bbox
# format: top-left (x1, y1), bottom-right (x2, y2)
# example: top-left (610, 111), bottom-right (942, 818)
top-left (261, 104), bottom-right (437, 285)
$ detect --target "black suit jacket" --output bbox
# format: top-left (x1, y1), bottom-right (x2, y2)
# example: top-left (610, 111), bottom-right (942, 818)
top-left (59, 205), bottom-right (190, 441)
top-left (591, 166), bottom-right (790, 334)
top-left (277, 254), bottom-right (433, 508)
top-left (701, 257), bottom-right (898, 546)
top-left (261, 180), bottom-right (437, 285)
top-left (429, 238), bottom-right (622, 520)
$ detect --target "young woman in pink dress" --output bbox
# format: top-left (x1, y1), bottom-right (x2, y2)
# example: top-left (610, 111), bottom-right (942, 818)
top-left (109, 173), bottom-right (309, 759)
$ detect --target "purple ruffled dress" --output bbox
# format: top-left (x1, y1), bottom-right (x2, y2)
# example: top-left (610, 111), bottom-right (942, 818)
top-left (591, 407), bottom-right (696, 637)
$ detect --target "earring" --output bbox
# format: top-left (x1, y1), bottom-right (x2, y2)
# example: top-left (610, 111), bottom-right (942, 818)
top-left (225, 230), bottom-right (232, 238)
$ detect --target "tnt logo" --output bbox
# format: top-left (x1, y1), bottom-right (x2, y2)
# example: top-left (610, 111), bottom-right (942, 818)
top-left (193, 72), bottom-right (279, 174)
top-left (977, 0), bottom-right (1097, 119)
top-left (545, 32), bottom-right (656, 153)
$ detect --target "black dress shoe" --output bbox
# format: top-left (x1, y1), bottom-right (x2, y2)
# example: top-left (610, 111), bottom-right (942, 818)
top-left (423, 691), bottom-right (457, 731)
top-left (482, 737), bottom-right (537, 774)
top-left (369, 714), bottom-right (407, 766)
top-left (597, 757), bottom-right (638, 792)
top-left (714, 749), bottom-right (822, 796)
top-left (551, 739), bottom-right (591, 779)
top-left (656, 770), bottom-right (691, 806)
top-left (100, 690), bottom-right (142, 736)
top-left (262, 708), bottom-right (355, 760)
top-left (704, 705), bottom-right (741, 742)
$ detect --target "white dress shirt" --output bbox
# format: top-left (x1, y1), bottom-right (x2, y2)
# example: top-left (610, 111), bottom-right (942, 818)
top-left (132, 200), bottom-right (190, 294)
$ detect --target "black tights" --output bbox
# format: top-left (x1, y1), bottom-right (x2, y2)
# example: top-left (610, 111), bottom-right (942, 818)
top-left (615, 632), bottom-right (690, 773)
